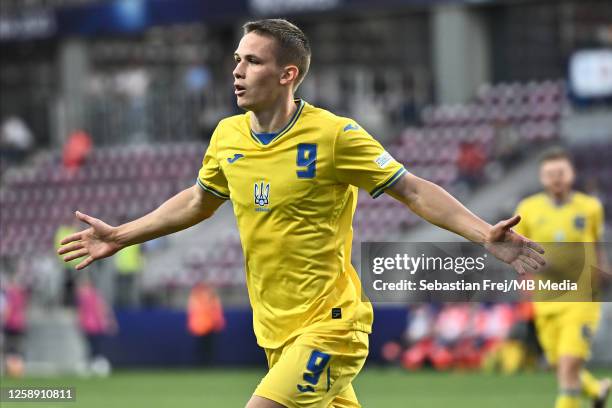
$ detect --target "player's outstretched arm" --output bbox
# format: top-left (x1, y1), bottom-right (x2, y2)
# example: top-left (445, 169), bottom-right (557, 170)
top-left (386, 173), bottom-right (545, 274)
top-left (57, 184), bottom-right (225, 270)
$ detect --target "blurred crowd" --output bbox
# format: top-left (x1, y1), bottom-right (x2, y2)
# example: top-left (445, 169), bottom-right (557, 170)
top-left (0, 236), bottom-right (226, 377)
top-left (382, 303), bottom-right (542, 374)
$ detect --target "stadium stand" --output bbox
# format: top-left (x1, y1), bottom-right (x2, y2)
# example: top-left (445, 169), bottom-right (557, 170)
top-left (353, 79), bottom-right (565, 241)
top-left (0, 80), bottom-right (568, 288)
top-left (573, 141), bottom-right (612, 225)
top-left (0, 143), bottom-right (203, 257)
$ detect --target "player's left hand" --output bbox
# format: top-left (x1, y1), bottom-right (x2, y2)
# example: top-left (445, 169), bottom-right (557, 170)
top-left (484, 215), bottom-right (546, 275)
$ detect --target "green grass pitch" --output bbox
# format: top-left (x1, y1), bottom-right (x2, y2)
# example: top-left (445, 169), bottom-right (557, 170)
top-left (2, 367), bottom-right (611, 407)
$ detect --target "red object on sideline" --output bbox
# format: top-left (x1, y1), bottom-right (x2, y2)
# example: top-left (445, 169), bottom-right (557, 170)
top-left (63, 130), bottom-right (93, 172)
top-left (187, 283), bottom-right (226, 336)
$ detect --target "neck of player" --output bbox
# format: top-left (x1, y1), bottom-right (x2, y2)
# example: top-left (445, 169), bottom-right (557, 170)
top-left (250, 96), bottom-right (297, 134)
top-left (548, 189), bottom-right (572, 205)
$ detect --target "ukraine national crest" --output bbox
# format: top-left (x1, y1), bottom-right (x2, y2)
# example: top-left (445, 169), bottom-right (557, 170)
top-left (254, 181), bottom-right (270, 208)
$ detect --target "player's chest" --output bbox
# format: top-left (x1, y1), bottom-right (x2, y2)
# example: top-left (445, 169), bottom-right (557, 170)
top-left (531, 207), bottom-right (589, 241)
top-left (217, 139), bottom-right (335, 211)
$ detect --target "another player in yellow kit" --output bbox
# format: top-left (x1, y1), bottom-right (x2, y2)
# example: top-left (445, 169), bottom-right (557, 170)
top-left (58, 19), bottom-right (546, 408)
top-left (514, 148), bottom-right (610, 408)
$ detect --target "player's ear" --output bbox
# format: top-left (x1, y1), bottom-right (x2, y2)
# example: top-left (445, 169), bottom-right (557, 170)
top-left (280, 65), bottom-right (299, 86)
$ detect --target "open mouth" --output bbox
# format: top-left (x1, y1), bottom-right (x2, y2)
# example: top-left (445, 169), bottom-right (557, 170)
top-left (234, 84), bottom-right (246, 96)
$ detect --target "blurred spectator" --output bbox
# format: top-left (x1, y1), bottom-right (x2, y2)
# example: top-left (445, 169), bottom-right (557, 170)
top-left (389, 303), bottom-right (528, 372)
top-left (29, 255), bottom-right (63, 308)
top-left (76, 273), bottom-right (117, 376)
top-left (187, 282), bottom-right (225, 366)
top-left (184, 65), bottom-right (211, 94)
top-left (457, 142), bottom-right (487, 189)
top-left (492, 119), bottom-right (522, 168)
top-left (405, 304), bottom-right (436, 344)
top-left (1, 271), bottom-right (29, 377)
top-left (473, 303), bottom-right (515, 349)
top-left (429, 303), bottom-right (477, 370)
top-left (114, 243), bottom-right (143, 308)
top-left (0, 116), bottom-right (34, 164)
top-left (55, 221), bottom-right (83, 306)
top-left (114, 67), bottom-right (150, 141)
top-left (62, 130), bottom-right (93, 174)
top-left (399, 304), bottom-right (437, 370)
top-left (115, 67), bottom-right (149, 99)
top-left (482, 302), bottom-right (541, 375)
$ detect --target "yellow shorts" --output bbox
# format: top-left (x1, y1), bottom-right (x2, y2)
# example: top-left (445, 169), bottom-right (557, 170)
top-left (253, 328), bottom-right (369, 408)
top-left (534, 303), bottom-right (601, 364)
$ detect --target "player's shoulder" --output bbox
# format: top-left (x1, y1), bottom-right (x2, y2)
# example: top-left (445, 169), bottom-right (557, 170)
top-left (517, 192), bottom-right (547, 209)
top-left (302, 101), bottom-right (360, 134)
top-left (217, 112), bottom-right (248, 130)
top-left (573, 191), bottom-right (603, 211)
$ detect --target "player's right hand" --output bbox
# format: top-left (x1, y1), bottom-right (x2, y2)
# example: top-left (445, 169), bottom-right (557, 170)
top-left (484, 214), bottom-right (546, 275)
top-left (56, 211), bottom-right (122, 270)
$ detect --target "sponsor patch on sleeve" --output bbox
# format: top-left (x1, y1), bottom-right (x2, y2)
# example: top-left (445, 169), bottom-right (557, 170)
top-left (374, 151), bottom-right (394, 168)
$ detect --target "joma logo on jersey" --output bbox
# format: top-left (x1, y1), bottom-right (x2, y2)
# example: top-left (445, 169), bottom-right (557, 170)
top-left (227, 153), bottom-right (244, 163)
top-left (254, 181), bottom-right (270, 211)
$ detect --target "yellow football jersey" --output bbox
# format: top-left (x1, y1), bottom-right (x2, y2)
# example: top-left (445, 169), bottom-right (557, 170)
top-left (514, 191), bottom-right (604, 309)
top-left (197, 99), bottom-right (407, 348)
top-left (513, 192), bottom-right (603, 243)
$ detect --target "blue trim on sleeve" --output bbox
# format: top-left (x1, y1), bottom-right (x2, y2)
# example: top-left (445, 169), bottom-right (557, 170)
top-left (196, 179), bottom-right (230, 199)
top-left (370, 167), bottom-right (407, 198)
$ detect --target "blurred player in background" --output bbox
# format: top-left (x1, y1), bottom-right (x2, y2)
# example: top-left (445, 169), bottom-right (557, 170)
top-left (76, 272), bottom-right (117, 376)
top-left (513, 147), bottom-right (611, 408)
top-left (58, 19), bottom-right (546, 408)
top-left (1, 268), bottom-right (28, 377)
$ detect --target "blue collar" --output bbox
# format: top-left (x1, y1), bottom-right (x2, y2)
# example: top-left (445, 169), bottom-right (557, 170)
top-left (250, 99), bottom-right (305, 146)
top-left (251, 131), bottom-right (277, 145)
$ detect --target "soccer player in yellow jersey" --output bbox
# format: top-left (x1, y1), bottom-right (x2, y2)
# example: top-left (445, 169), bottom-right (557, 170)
top-left (513, 148), bottom-right (610, 408)
top-left (59, 19), bottom-right (546, 408)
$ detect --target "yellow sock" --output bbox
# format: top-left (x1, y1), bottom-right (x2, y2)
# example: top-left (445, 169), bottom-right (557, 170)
top-left (581, 369), bottom-right (601, 399)
top-left (555, 390), bottom-right (580, 408)
top-left (499, 341), bottom-right (525, 375)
